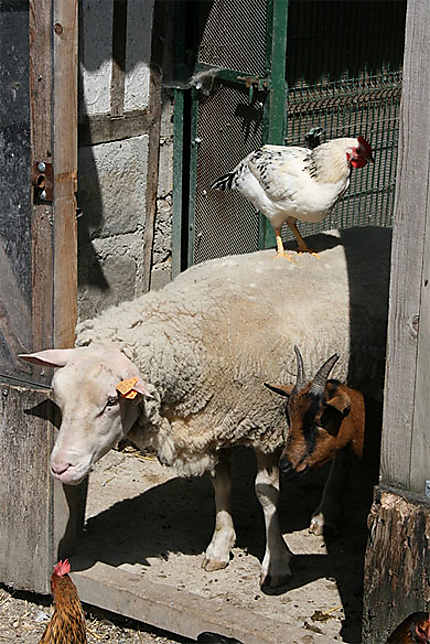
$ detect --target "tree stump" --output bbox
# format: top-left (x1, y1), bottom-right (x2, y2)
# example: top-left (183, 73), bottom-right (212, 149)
top-left (363, 486), bottom-right (430, 643)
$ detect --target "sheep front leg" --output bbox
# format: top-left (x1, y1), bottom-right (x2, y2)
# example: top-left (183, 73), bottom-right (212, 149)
top-left (255, 449), bottom-right (293, 592)
top-left (309, 449), bottom-right (349, 536)
top-left (203, 452), bottom-right (236, 572)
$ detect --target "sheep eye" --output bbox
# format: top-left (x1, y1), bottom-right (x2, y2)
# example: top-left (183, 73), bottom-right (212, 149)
top-left (106, 395), bottom-right (118, 408)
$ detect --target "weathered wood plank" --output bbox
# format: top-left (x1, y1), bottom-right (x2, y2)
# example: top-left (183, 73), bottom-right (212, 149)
top-left (363, 487), bottom-right (430, 643)
top-left (29, 0), bottom-right (54, 385)
top-left (0, 385), bottom-right (53, 594)
top-left (78, 110), bottom-right (152, 146)
top-left (380, 0), bottom-right (430, 491)
top-left (73, 562), bottom-right (327, 644)
top-left (140, 0), bottom-right (162, 293)
top-left (52, 0), bottom-right (78, 348)
top-left (141, 65), bottom-right (162, 293)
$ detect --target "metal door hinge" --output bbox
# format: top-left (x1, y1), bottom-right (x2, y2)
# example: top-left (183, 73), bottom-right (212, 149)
top-left (32, 160), bottom-right (53, 202)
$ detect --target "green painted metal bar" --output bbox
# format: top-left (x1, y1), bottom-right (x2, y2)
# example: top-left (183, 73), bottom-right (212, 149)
top-left (187, 88), bottom-right (199, 268)
top-left (261, 0), bottom-right (288, 249)
top-left (193, 63), bottom-right (270, 88)
top-left (268, 0), bottom-right (288, 145)
top-left (172, 89), bottom-right (185, 278)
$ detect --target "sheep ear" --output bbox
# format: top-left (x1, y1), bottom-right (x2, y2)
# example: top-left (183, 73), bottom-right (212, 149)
top-left (325, 389), bottom-right (351, 416)
top-left (264, 383), bottom-right (293, 398)
top-left (132, 379), bottom-right (154, 399)
top-left (18, 349), bottom-right (77, 368)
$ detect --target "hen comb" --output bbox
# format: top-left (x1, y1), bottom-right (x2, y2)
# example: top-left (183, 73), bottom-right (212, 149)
top-left (357, 136), bottom-right (373, 157)
top-left (52, 559), bottom-right (71, 577)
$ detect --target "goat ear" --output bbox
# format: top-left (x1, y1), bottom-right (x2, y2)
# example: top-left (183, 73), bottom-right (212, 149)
top-left (325, 389), bottom-right (351, 416)
top-left (264, 383), bottom-right (293, 398)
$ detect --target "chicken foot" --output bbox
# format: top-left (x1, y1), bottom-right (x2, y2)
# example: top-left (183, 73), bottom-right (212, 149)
top-left (287, 217), bottom-right (320, 258)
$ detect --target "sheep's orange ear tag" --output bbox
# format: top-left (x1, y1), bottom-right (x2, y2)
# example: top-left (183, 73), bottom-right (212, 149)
top-left (116, 377), bottom-right (139, 399)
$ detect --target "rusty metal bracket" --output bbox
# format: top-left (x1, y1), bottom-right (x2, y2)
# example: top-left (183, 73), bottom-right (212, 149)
top-left (31, 160), bottom-right (53, 202)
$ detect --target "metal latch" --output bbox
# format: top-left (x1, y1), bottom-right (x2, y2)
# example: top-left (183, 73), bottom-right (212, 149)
top-left (237, 75), bottom-right (270, 105)
top-left (31, 160), bottom-right (53, 202)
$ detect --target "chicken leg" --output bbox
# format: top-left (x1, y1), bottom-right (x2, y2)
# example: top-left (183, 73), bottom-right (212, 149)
top-left (274, 228), bottom-right (294, 261)
top-left (287, 217), bottom-right (319, 256)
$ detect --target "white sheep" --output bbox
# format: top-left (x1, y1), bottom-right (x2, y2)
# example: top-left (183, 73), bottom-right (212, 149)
top-left (19, 227), bottom-right (390, 593)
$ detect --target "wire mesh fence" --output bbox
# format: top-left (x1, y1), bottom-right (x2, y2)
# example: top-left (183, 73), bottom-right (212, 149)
top-left (189, 0), bottom-right (406, 261)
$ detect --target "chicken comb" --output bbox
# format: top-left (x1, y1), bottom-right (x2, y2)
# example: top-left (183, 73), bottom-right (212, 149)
top-left (52, 559), bottom-right (71, 577)
top-left (357, 136), bottom-right (373, 157)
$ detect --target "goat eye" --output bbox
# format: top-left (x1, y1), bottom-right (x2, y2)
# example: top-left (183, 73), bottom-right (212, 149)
top-left (106, 395), bottom-right (118, 408)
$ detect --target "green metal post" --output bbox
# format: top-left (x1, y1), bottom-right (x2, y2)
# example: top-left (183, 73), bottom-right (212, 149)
top-left (172, 89), bottom-right (185, 278)
top-left (260, 0), bottom-right (288, 249)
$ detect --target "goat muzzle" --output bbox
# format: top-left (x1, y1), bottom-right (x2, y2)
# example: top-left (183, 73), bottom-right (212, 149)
top-left (279, 455), bottom-right (307, 480)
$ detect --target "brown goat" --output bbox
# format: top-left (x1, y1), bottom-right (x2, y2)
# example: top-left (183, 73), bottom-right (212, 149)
top-left (265, 346), bottom-right (368, 535)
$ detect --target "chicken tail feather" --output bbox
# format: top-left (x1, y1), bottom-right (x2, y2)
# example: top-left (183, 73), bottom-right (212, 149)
top-left (211, 172), bottom-right (235, 191)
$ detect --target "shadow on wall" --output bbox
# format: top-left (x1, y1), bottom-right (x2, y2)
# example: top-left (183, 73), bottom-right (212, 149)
top-left (77, 62), bottom-right (109, 296)
top-left (76, 0), bottom-right (159, 318)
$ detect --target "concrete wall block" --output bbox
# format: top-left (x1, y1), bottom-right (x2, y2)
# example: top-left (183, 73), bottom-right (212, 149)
top-left (124, 0), bottom-right (154, 111)
top-left (78, 233), bottom-right (143, 321)
top-left (78, 135), bottom-right (149, 239)
top-left (79, 0), bottom-right (113, 118)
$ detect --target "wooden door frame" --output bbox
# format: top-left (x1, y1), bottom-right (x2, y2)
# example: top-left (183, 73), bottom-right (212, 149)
top-left (363, 1), bottom-right (430, 641)
top-left (30, 0), bottom-right (78, 354)
top-left (0, 0), bottom-right (80, 595)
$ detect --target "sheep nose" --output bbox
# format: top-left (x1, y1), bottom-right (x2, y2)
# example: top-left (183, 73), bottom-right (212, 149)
top-left (51, 461), bottom-right (71, 476)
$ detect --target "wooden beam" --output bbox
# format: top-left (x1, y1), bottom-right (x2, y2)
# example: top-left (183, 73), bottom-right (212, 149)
top-left (141, 64), bottom-right (162, 293)
top-left (78, 110), bottom-right (152, 146)
top-left (52, 0), bottom-right (78, 348)
top-left (0, 385), bottom-right (53, 594)
top-left (72, 562), bottom-right (328, 644)
top-left (380, 0), bottom-right (430, 492)
top-left (141, 0), bottom-right (163, 293)
top-left (363, 486), bottom-right (430, 643)
top-left (29, 0), bottom-right (54, 372)
top-left (363, 3), bottom-right (430, 640)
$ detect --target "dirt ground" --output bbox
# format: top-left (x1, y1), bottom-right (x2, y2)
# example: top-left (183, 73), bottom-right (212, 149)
top-left (0, 583), bottom-right (187, 643)
top-left (72, 444), bottom-right (371, 643)
top-left (2, 444), bottom-right (372, 643)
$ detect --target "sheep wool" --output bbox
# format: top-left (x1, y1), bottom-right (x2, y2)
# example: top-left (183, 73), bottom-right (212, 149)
top-left (76, 227), bottom-right (390, 477)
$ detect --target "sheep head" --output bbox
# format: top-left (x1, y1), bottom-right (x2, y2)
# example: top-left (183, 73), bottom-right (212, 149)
top-left (18, 345), bottom-right (154, 485)
top-left (265, 346), bottom-right (351, 480)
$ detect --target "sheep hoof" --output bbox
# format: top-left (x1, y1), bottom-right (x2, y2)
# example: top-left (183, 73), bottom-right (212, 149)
top-left (202, 557), bottom-right (229, 572)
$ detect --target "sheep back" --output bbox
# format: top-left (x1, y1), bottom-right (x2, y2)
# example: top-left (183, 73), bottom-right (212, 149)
top-left (76, 227), bottom-right (390, 471)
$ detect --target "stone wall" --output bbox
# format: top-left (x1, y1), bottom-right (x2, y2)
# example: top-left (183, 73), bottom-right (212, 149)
top-left (76, 0), bottom-right (173, 321)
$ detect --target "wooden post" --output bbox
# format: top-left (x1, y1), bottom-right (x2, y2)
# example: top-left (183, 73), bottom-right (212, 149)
top-left (363, 1), bottom-right (430, 641)
top-left (52, 0), bottom-right (78, 349)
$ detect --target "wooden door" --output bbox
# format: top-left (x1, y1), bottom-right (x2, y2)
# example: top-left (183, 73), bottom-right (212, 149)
top-left (0, 0), bottom-right (79, 593)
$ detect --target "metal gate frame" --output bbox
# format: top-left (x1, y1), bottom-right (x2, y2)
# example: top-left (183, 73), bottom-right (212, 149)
top-left (172, 0), bottom-right (288, 275)
top-left (172, 0), bottom-right (405, 274)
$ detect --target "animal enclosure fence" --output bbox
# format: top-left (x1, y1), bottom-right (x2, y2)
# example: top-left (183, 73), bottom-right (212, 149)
top-left (173, 0), bottom-right (406, 269)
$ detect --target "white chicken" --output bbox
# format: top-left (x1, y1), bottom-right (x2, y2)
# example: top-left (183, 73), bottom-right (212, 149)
top-left (211, 136), bottom-right (374, 257)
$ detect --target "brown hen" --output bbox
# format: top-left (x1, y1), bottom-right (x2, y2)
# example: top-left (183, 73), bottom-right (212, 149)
top-left (38, 559), bottom-right (87, 644)
top-left (387, 612), bottom-right (430, 643)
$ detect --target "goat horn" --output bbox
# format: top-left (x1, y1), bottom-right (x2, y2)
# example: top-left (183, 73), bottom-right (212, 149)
top-left (311, 353), bottom-right (340, 393)
top-left (293, 345), bottom-right (306, 390)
